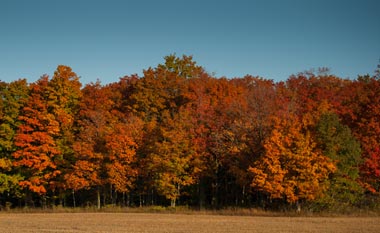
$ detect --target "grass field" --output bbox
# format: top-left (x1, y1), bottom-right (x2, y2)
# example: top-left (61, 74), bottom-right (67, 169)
top-left (1, 212), bottom-right (379, 233)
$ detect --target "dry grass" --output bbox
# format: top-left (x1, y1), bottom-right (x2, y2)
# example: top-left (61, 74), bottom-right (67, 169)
top-left (0, 212), bottom-right (379, 233)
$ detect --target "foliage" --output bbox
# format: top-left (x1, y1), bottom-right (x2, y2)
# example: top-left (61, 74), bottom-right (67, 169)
top-left (1, 56), bottom-right (380, 211)
top-left (13, 76), bottom-right (61, 194)
top-left (315, 113), bottom-right (363, 207)
top-left (338, 76), bottom-right (380, 192)
top-left (0, 80), bottom-right (29, 195)
top-left (145, 110), bottom-right (199, 207)
top-left (249, 115), bottom-right (336, 203)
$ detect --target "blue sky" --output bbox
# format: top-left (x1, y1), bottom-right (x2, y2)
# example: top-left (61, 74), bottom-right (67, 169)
top-left (1, 0), bottom-right (380, 84)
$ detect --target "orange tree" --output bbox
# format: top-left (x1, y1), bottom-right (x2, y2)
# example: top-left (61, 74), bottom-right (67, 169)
top-left (225, 76), bottom-right (282, 204)
top-left (249, 114), bottom-right (336, 206)
top-left (13, 76), bottom-right (61, 199)
top-left (184, 75), bottom-right (250, 207)
top-left (105, 117), bottom-right (143, 204)
top-left (64, 82), bottom-right (112, 208)
top-left (65, 81), bottom-right (142, 207)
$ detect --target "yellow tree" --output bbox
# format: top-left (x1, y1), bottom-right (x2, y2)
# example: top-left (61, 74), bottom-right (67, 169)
top-left (46, 65), bottom-right (82, 202)
top-left (249, 115), bottom-right (336, 205)
top-left (127, 55), bottom-right (205, 206)
top-left (146, 110), bottom-right (200, 207)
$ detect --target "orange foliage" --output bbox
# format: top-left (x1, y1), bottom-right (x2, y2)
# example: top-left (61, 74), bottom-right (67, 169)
top-left (249, 115), bottom-right (336, 203)
top-left (13, 77), bottom-right (62, 195)
top-left (4, 56), bottom-right (380, 208)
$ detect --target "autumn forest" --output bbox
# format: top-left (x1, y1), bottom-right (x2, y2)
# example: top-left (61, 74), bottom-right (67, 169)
top-left (1, 55), bottom-right (380, 211)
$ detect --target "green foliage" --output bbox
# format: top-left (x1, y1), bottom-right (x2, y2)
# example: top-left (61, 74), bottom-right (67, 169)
top-left (158, 54), bottom-right (204, 79)
top-left (315, 112), bottom-right (364, 207)
top-left (0, 172), bottom-right (23, 195)
top-left (0, 79), bottom-right (29, 195)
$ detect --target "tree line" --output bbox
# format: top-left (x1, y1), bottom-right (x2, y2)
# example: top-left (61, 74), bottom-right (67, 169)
top-left (1, 55), bottom-right (380, 211)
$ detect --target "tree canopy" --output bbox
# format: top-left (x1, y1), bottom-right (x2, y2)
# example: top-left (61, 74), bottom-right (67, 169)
top-left (1, 56), bottom-right (379, 211)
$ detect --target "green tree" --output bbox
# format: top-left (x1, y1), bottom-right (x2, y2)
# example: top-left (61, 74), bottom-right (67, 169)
top-left (158, 54), bottom-right (204, 79)
top-left (315, 113), bottom-right (363, 207)
top-left (0, 80), bottom-right (29, 196)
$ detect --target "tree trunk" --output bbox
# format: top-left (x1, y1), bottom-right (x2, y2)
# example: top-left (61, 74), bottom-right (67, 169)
top-left (199, 179), bottom-right (205, 210)
top-left (171, 198), bottom-right (176, 208)
top-left (97, 187), bottom-right (101, 209)
top-left (122, 192), bottom-right (125, 207)
top-left (211, 180), bottom-right (218, 209)
top-left (41, 195), bottom-right (47, 209)
top-left (296, 201), bottom-right (301, 213)
top-left (72, 189), bottom-right (76, 208)
top-left (110, 184), bottom-right (113, 205)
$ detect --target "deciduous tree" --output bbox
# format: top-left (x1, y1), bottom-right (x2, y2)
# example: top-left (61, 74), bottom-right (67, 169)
top-left (344, 76), bottom-right (380, 192)
top-left (0, 80), bottom-right (29, 196)
top-left (45, 66), bottom-right (82, 202)
top-left (144, 110), bottom-right (199, 207)
top-left (315, 112), bottom-right (363, 207)
top-left (13, 77), bottom-right (61, 195)
top-left (249, 115), bottom-right (336, 204)
top-left (105, 116), bottom-right (143, 194)
top-left (64, 82), bottom-right (111, 208)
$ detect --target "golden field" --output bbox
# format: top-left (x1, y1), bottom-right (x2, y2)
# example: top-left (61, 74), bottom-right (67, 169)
top-left (0, 213), bottom-right (379, 233)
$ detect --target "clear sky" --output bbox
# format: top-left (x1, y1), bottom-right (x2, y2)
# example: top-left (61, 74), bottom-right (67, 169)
top-left (1, 0), bottom-right (380, 84)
